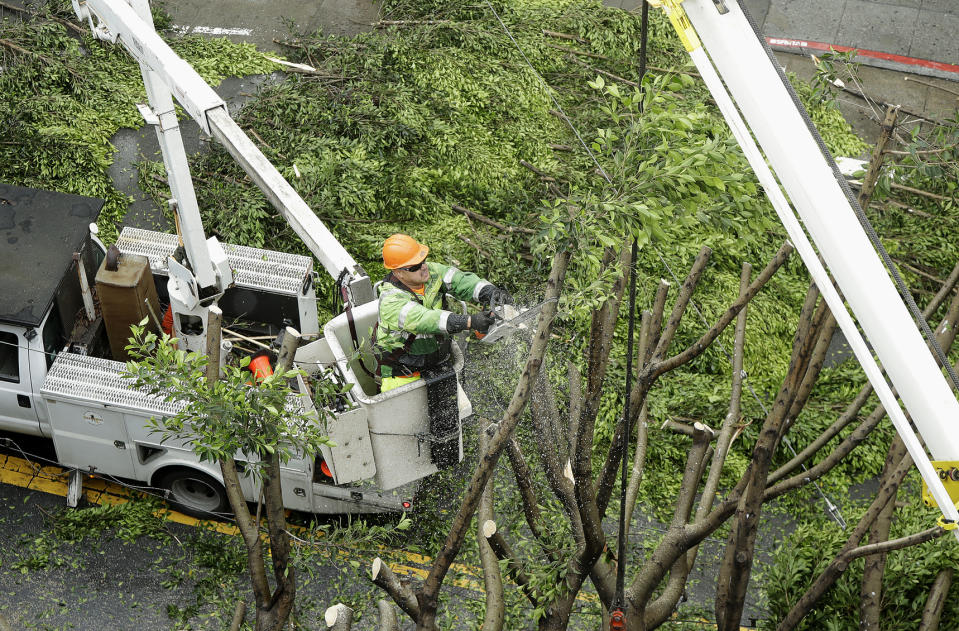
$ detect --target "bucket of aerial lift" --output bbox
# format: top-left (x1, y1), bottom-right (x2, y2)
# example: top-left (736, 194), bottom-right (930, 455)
top-left (315, 301), bottom-right (467, 491)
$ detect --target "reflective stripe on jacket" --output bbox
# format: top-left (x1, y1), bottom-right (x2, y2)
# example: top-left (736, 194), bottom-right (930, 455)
top-left (374, 261), bottom-right (490, 376)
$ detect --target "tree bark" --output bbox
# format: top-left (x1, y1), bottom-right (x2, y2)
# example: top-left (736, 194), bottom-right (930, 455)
top-left (483, 520), bottom-right (540, 605)
top-left (371, 558), bottom-right (420, 619)
top-left (645, 423), bottom-right (714, 627)
top-left (477, 429), bottom-right (504, 631)
top-left (504, 435), bottom-right (546, 546)
top-left (229, 600), bottom-right (247, 631)
top-left (377, 600), bottom-right (400, 631)
top-left (857, 105), bottom-right (899, 208)
top-left (542, 244), bottom-right (633, 631)
top-left (715, 284), bottom-right (822, 631)
top-left (859, 437), bottom-right (907, 631)
top-left (209, 309), bottom-right (274, 627)
top-left (856, 275), bottom-right (959, 630)
top-left (596, 246), bottom-right (713, 519)
top-left (325, 604), bottom-right (353, 630)
top-left (685, 263), bottom-right (750, 577)
top-left (696, 263), bottom-right (750, 519)
top-left (919, 567), bottom-right (953, 631)
top-left (256, 329), bottom-right (301, 631)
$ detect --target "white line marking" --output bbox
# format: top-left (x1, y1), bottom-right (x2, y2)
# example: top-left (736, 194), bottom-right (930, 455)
top-left (172, 25), bottom-right (254, 36)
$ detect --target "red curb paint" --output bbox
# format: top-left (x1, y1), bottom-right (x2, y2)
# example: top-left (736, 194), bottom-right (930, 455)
top-left (766, 37), bottom-right (959, 77)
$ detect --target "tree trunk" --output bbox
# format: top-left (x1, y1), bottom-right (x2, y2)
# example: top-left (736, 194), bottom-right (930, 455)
top-left (477, 428), bottom-right (504, 631)
top-left (859, 437), bottom-right (907, 631)
top-left (857, 105), bottom-right (899, 209)
top-left (715, 286), bottom-right (822, 631)
top-left (919, 567), bottom-right (953, 631)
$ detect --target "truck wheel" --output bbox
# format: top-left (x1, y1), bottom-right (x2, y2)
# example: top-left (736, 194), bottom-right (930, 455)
top-left (157, 468), bottom-right (230, 517)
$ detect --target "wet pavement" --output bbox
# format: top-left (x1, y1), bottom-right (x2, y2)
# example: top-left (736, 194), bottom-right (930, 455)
top-left (164, 0), bottom-right (379, 51)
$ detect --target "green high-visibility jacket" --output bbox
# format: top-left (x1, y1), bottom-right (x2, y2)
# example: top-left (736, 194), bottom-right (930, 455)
top-left (374, 261), bottom-right (490, 377)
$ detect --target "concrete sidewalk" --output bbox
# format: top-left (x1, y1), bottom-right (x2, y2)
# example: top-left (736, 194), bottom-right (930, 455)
top-left (606, 1), bottom-right (959, 81)
top-left (751, 0), bottom-right (959, 79)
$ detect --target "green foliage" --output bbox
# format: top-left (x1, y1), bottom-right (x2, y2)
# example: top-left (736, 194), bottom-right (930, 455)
top-left (12, 0), bottom-right (950, 624)
top-left (11, 495), bottom-right (170, 573)
top-left (0, 1), bottom-right (278, 242)
top-left (790, 76), bottom-right (869, 158)
top-left (763, 491), bottom-right (959, 630)
top-left (123, 323), bottom-right (335, 475)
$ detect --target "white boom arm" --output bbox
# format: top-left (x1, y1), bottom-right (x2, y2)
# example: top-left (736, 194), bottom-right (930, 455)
top-left (72, 0), bottom-right (373, 305)
top-left (651, 0), bottom-right (959, 537)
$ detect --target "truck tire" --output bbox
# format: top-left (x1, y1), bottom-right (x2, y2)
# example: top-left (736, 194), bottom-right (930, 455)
top-left (156, 468), bottom-right (230, 518)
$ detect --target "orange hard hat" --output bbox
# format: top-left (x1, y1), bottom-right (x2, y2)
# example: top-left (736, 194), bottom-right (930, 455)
top-left (382, 233), bottom-right (429, 269)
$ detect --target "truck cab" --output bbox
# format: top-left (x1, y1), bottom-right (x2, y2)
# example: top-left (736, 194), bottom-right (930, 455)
top-left (0, 183), bottom-right (105, 437)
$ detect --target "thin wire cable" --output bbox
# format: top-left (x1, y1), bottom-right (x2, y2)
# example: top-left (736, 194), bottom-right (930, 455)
top-left (614, 0), bottom-right (649, 612)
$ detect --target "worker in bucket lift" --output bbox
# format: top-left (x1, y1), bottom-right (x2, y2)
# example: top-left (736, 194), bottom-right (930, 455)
top-left (374, 233), bottom-right (513, 392)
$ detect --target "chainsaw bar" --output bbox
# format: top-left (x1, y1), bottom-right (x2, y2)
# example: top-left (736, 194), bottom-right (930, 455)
top-left (478, 299), bottom-right (556, 344)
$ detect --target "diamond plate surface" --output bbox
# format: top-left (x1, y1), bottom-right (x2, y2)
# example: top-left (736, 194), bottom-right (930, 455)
top-left (42, 353), bottom-right (309, 421)
top-left (41, 353), bottom-right (183, 416)
top-left (116, 227), bottom-right (312, 295)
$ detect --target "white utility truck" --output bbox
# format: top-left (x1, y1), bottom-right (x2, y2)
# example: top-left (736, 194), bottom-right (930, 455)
top-left (0, 0), bottom-right (473, 517)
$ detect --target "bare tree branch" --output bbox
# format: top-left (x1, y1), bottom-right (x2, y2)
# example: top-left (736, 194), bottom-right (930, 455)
top-left (371, 558), bottom-right (420, 620)
top-left (715, 284), bottom-right (822, 631)
top-left (859, 436), bottom-right (908, 631)
top-left (770, 260), bottom-right (959, 483)
top-left (452, 203), bottom-right (536, 235)
top-left (477, 427), bottom-right (504, 631)
top-left (646, 423), bottom-right (714, 626)
top-left (645, 280), bottom-right (671, 365)
top-left (325, 604), bottom-right (354, 631)
top-left (229, 600), bottom-right (247, 631)
top-left (652, 246), bottom-right (712, 361)
top-left (687, 262), bottom-right (751, 574)
top-left (567, 360), bottom-right (583, 459)
top-left (776, 452), bottom-right (917, 630)
top-left (377, 600), bottom-right (400, 631)
top-left (414, 250), bottom-right (569, 629)
top-left (654, 243), bottom-right (794, 377)
top-left (483, 520), bottom-right (540, 606)
top-left (919, 567), bottom-right (953, 631)
top-left (504, 436), bottom-right (545, 544)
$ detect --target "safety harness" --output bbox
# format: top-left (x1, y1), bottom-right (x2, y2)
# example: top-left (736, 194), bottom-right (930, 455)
top-left (371, 273), bottom-right (452, 377)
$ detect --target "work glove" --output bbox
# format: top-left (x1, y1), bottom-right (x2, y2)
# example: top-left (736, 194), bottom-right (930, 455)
top-left (478, 285), bottom-right (514, 310)
top-left (470, 311), bottom-right (497, 334)
top-left (446, 314), bottom-right (470, 334)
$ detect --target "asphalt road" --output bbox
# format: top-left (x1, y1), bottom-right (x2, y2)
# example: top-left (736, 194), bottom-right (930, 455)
top-left (0, 438), bottom-right (421, 631)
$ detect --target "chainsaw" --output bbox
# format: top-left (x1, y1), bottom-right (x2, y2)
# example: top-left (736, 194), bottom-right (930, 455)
top-left (477, 298), bottom-right (557, 344)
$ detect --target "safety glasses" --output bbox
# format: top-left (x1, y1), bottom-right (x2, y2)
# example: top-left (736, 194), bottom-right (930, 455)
top-left (401, 259), bottom-right (427, 272)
